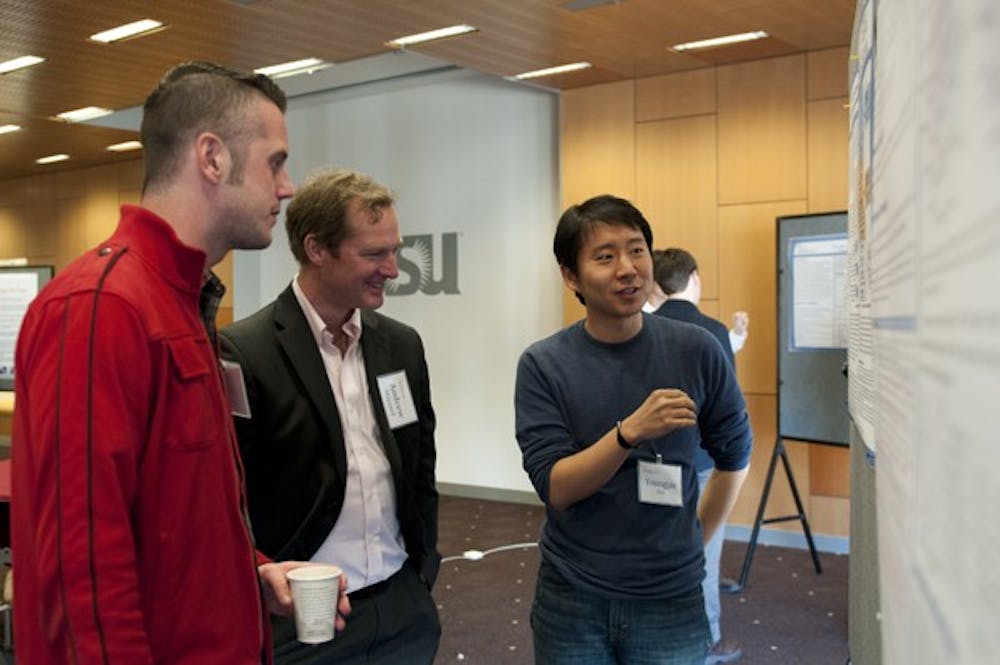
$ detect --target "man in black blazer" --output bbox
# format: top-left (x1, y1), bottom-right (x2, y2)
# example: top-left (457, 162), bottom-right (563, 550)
top-left (220, 169), bottom-right (440, 665)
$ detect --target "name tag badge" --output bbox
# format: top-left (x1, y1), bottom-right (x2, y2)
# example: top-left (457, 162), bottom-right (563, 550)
top-left (637, 458), bottom-right (683, 507)
top-left (220, 359), bottom-right (252, 419)
top-left (376, 370), bottom-right (419, 430)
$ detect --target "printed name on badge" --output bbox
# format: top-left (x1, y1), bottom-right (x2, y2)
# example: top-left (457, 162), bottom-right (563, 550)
top-left (376, 370), bottom-right (418, 429)
top-left (637, 459), bottom-right (683, 507)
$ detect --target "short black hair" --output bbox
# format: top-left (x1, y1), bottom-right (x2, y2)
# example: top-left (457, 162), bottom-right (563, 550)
top-left (654, 247), bottom-right (698, 295)
top-left (553, 194), bottom-right (653, 274)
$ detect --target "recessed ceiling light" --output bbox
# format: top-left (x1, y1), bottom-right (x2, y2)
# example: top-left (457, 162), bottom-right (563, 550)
top-left (386, 25), bottom-right (478, 48)
top-left (0, 55), bottom-right (45, 75)
top-left (55, 106), bottom-right (114, 123)
top-left (513, 62), bottom-right (592, 80)
top-left (36, 154), bottom-right (70, 165)
top-left (106, 140), bottom-right (143, 152)
top-left (671, 31), bottom-right (769, 52)
top-left (0, 125), bottom-right (22, 135)
top-left (254, 58), bottom-right (331, 79)
top-left (89, 19), bottom-right (165, 44)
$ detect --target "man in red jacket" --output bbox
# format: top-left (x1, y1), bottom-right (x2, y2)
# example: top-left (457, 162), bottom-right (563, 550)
top-left (12, 61), bottom-right (349, 664)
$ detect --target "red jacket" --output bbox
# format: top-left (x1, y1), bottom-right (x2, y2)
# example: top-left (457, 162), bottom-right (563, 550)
top-left (13, 206), bottom-right (269, 664)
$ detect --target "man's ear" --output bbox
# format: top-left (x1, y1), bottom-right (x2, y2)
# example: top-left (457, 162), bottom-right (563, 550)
top-left (195, 131), bottom-right (228, 184)
top-left (560, 265), bottom-right (579, 293)
top-left (303, 234), bottom-right (329, 267)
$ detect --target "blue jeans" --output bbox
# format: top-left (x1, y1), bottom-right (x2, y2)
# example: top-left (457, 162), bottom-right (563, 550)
top-left (531, 561), bottom-right (711, 665)
top-left (699, 467), bottom-right (724, 644)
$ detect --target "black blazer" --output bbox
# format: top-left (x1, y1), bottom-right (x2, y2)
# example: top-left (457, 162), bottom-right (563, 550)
top-left (219, 285), bottom-right (440, 587)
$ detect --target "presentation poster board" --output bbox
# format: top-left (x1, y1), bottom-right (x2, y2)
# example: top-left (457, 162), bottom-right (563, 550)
top-left (777, 213), bottom-right (849, 446)
top-left (0, 266), bottom-right (54, 391)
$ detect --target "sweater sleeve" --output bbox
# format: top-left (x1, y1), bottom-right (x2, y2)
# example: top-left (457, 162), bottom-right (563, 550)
top-left (696, 337), bottom-right (753, 472)
top-left (514, 348), bottom-right (576, 504)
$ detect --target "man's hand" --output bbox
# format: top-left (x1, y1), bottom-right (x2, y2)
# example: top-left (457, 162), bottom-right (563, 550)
top-left (619, 388), bottom-right (697, 445)
top-left (732, 311), bottom-right (750, 336)
top-left (258, 561), bottom-right (351, 630)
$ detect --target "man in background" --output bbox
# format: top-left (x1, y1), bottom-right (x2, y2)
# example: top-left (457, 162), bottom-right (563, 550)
top-left (645, 250), bottom-right (750, 356)
top-left (12, 61), bottom-right (348, 664)
top-left (653, 247), bottom-right (749, 664)
top-left (516, 195), bottom-right (752, 664)
top-left (221, 169), bottom-right (440, 664)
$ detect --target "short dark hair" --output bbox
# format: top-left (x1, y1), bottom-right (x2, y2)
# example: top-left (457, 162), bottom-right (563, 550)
top-left (553, 194), bottom-right (653, 274)
top-left (553, 195), bottom-right (653, 305)
top-left (654, 247), bottom-right (698, 295)
top-left (140, 61), bottom-right (287, 194)
top-left (285, 169), bottom-right (395, 265)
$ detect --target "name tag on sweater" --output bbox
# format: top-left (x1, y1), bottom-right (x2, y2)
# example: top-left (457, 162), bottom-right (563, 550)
top-left (376, 370), bottom-right (418, 429)
top-left (637, 459), bottom-right (683, 506)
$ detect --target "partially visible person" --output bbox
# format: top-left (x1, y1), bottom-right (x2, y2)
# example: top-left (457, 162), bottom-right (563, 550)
top-left (516, 195), bottom-right (752, 665)
top-left (11, 61), bottom-right (349, 664)
top-left (729, 311), bottom-right (750, 354)
top-left (220, 169), bottom-right (440, 665)
top-left (642, 248), bottom-right (669, 312)
top-left (643, 251), bottom-right (751, 357)
top-left (653, 246), bottom-right (749, 664)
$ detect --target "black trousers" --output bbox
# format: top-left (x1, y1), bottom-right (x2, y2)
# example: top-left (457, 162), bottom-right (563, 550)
top-left (272, 562), bottom-right (440, 665)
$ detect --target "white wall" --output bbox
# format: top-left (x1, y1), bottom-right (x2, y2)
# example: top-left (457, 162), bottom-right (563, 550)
top-left (234, 67), bottom-right (562, 494)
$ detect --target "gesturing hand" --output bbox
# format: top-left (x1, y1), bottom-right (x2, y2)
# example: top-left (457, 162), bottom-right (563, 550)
top-left (620, 388), bottom-right (697, 445)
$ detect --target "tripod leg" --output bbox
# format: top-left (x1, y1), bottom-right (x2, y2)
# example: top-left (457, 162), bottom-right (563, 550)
top-left (734, 438), bottom-right (783, 591)
top-left (780, 447), bottom-right (823, 574)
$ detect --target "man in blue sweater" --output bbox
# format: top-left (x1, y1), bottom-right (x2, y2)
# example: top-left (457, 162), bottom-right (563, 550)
top-left (515, 195), bottom-right (752, 665)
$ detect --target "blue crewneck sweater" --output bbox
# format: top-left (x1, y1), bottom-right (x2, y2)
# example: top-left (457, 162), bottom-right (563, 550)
top-left (515, 313), bottom-right (752, 600)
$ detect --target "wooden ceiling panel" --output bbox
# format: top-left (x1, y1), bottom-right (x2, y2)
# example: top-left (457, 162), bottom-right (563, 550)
top-left (0, 0), bottom-right (854, 181)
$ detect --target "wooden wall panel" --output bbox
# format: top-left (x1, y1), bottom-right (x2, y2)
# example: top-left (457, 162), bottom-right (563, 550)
top-left (808, 47), bottom-right (850, 100)
top-left (635, 115), bottom-right (719, 298)
top-left (718, 200), bottom-right (806, 395)
top-left (808, 444), bottom-right (851, 497)
top-left (808, 97), bottom-right (850, 212)
top-left (809, 495), bottom-right (850, 537)
top-left (560, 80), bottom-right (636, 208)
top-left (717, 55), bottom-right (807, 204)
top-left (560, 80), bottom-right (636, 326)
top-left (635, 68), bottom-right (716, 122)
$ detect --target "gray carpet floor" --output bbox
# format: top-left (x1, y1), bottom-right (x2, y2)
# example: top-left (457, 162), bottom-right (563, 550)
top-left (433, 495), bottom-right (849, 664)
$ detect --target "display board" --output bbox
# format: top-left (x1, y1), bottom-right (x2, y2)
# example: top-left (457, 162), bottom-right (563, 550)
top-left (777, 212), bottom-right (849, 445)
top-left (0, 265), bottom-right (53, 391)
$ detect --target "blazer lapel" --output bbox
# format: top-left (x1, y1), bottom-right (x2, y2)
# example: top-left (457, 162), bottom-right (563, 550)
top-left (273, 286), bottom-right (348, 480)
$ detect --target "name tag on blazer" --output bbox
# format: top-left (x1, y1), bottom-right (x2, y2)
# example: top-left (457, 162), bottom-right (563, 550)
top-left (220, 359), bottom-right (252, 418)
top-left (376, 370), bottom-right (418, 429)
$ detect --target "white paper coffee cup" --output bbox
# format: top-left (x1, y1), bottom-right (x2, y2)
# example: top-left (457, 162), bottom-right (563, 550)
top-left (286, 564), bottom-right (342, 644)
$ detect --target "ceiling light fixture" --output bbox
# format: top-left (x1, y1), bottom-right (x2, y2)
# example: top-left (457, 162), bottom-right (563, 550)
top-left (254, 58), bottom-right (331, 79)
top-left (0, 55), bottom-right (45, 75)
top-left (513, 62), bottom-right (592, 80)
top-left (106, 140), bottom-right (143, 152)
top-left (0, 125), bottom-right (22, 135)
top-left (55, 106), bottom-right (114, 123)
top-left (36, 154), bottom-right (70, 165)
top-left (89, 19), bottom-right (166, 43)
top-left (671, 30), bottom-right (769, 52)
top-left (387, 24), bottom-right (478, 48)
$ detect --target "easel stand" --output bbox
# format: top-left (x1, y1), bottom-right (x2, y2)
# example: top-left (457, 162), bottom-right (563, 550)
top-left (727, 437), bottom-right (822, 593)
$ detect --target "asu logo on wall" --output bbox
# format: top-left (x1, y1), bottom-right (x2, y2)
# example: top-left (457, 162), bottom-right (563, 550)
top-left (386, 233), bottom-right (460, 296)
